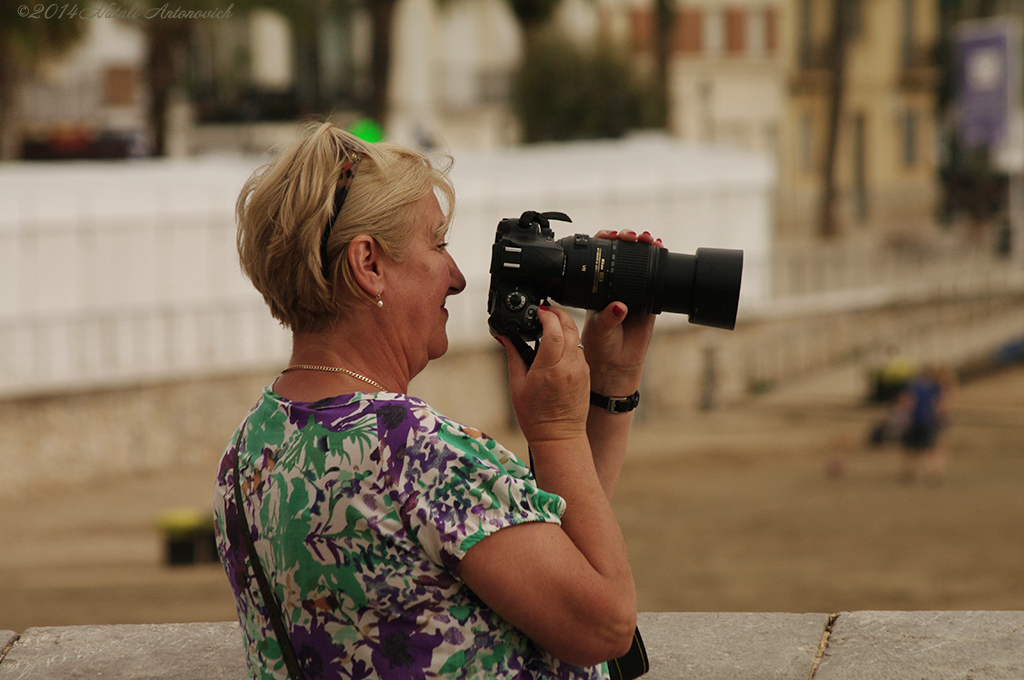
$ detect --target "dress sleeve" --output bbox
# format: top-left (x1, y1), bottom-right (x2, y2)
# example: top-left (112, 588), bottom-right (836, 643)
top-left (379, 401), bottom-right (566, 576)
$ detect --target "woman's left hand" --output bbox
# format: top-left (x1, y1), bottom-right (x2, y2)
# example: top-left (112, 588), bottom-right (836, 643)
top-left (580, 230), bottom-right (662, 396)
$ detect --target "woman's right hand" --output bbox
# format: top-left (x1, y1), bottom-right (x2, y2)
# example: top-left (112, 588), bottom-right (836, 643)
top-left (497, 306), bottom-right (590, 445)
top-left (473, 305), bottom-right (637, 666)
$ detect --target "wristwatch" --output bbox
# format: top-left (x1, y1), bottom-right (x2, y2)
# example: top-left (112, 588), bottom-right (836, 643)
top-left (590, 390), bottom-right (641, 413)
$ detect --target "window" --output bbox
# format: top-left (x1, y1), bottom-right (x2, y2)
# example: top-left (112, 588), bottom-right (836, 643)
top-left (798, 0), bottom-right (813, 67)
top-left (630, 8), bottom-right (654, 52)
top-left (901, 0), bottom-right (916, 67)
top-left (800, 113), bottom-right (815, 172)
top-left (675, 8), bottom-right (703, 54)
top-left (765, 7), bottom-right (778, 55)
top-left (726, 8), bottom-right (746, 55)
top-left (902, 109), bottom-right (919, 168)
top-left (103, 67), bottom-right (136, 107)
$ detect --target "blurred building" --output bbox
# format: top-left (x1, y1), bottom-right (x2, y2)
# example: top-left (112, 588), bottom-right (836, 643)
top-left (627, 0), bottom-right (941, 243)
top-left (778, 0), bottom-right (941, 242)
top-left (10, 0), bottom-right (943, 244)
top-left (17, 18), bottom-right (149, 158)
top-left (626, 0), bottom-right (783, 154)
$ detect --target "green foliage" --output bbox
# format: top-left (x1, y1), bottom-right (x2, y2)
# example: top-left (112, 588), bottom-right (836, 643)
top-left (1, 0), bottom-right (85, 62)
top-left (506, 0), bottom-right (561, 30)
top-left (510, 34), bottom-right (657, 143)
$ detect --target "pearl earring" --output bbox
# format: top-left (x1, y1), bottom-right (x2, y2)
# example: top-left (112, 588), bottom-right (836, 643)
top-left (375, 293), bottom-right (384, 308)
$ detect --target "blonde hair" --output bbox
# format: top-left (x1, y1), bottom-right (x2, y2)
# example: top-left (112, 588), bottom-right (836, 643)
top-left (236, 122), bottom-right (455, 332)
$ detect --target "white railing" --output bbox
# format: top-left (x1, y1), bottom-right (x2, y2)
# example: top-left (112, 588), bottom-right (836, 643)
top-left (769, 239), bottom-right (1024, 306)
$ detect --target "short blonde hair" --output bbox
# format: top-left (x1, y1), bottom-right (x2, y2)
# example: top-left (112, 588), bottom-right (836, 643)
top-left (236, 122), bottom-right (455, 332)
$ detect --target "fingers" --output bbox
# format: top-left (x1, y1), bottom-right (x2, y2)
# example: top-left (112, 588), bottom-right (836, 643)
top-left (587, 301), bottom-right (629, 339)
top-left (495, 305), bottom-right (582, 378)
top-left (594, 229), bottom-right (665, 249)
top-left (497, 306), bottom-right (590, 444)
top-left (533, 306), bottom-right (582, 367)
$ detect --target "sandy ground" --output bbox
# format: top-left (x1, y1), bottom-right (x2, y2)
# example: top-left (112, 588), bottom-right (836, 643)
top-left (1, 364), bottom-right (1021, 633)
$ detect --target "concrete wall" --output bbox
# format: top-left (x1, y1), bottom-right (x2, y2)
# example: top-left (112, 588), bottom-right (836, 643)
top-left (2, 289), bottom-right (1021, 499)
top-left (2, 612), bottom-right (1022, 679)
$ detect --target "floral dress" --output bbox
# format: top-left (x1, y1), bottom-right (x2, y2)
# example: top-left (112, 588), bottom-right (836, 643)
top-left (214, 388), bottom-right (609, 680)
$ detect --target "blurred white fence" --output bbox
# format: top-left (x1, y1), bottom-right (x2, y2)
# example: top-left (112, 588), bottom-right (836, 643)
top-left (0, 137), bottom-right (775, 399)
top-left (2, 136), bottom-right (1021, 401)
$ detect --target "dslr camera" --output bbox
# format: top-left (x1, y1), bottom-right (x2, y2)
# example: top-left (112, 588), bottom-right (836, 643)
top-left (487, 210), bottom-right (743, 363)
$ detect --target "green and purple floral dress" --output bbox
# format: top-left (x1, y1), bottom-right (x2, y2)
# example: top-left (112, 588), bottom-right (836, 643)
top-left (214, 388), bottom-right (609, 680)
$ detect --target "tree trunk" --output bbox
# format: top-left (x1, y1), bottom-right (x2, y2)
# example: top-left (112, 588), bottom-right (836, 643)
top-left (146, 29), bottom-right (175, 157)
top-left (653, 0), bottom-right (673, 129)
top-left (819, 0), bottom-right (848, 239)
top-left (0, 40), bottom-right (24, 160)
top-left (368, 0), bottom-right (397, 127)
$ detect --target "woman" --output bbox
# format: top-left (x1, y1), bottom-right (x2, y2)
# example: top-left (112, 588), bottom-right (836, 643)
top-left (215, 122), bottom-right (658, 679)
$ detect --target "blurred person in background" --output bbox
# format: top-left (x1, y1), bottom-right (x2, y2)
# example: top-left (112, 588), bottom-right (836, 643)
top-left (893, 364), bottom-right (957, 483)
top-left (214, 122), bottom-right (657, 679)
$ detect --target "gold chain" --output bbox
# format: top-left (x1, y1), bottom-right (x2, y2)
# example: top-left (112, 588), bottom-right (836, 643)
top-left (280, 365), bottom-right (387, 392)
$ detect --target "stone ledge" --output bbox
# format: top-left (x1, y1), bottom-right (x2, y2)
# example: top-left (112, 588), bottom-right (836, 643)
top-left (0, 612), bottom-right (1021, 679)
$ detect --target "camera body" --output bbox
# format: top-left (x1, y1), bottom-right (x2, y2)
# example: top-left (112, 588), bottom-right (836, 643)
top-left (487, 211), bottom-right (744, 348)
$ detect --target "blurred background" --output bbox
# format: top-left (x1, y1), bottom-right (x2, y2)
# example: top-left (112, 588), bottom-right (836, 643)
top-left (1, 0), bottom-right (1022, 631)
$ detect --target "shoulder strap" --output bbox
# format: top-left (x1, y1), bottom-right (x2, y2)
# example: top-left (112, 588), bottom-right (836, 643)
top-left (232, 432), bottom-right (306, 680)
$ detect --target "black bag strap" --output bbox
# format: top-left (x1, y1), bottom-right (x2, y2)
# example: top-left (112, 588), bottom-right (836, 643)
top-left (232, 430), bottom-right (305, 680)
top-left (608, 625), bottom-right (650, 680)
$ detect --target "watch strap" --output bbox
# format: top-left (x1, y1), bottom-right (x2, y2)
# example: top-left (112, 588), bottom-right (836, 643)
top-left (590, 390), bottom-right (640, 413)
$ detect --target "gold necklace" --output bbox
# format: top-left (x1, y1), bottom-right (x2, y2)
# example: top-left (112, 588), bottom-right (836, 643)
top-left (281, 365), bottom-right (387, 392)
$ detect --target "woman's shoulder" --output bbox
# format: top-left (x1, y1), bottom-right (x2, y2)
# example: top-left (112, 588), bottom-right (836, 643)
top-left (256, 386), bottom-right (504, 449)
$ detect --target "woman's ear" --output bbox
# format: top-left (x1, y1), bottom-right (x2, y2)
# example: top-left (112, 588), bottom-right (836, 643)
top-left (346, 234), bottom-right (384, 299)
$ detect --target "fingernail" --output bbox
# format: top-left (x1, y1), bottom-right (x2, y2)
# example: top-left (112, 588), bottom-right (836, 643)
top-left (642, 231), bottom-right (651, 238)
top-left (613, 303), bottom-right (627, 317)
top-left (539, 304), bottom-right (550, 311)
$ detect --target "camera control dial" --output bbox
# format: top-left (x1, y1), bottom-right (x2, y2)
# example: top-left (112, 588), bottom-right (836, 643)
top-left (505, 291), bottom-right (528, 311)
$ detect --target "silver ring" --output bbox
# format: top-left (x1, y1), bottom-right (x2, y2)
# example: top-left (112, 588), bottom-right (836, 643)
top-left (578, 343), bottom-right (584, 349)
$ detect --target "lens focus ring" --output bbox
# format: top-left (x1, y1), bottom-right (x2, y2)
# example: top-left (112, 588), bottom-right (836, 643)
top-left (607, 241), bottom-right (654, 312)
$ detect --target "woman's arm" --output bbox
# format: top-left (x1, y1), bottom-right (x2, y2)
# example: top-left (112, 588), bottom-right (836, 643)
top-left (463, 306), bottom-right (636, 667)
top-left (581, 229), bottom-right (660, 499)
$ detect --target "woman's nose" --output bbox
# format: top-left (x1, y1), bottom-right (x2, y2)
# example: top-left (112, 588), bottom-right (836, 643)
top-left (448, 254), bottom-right (467, 295)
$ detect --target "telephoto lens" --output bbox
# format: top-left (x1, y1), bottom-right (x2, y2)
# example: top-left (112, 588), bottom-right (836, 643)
top-left (553, 234), bottom-right (743, 330)
top-left (487, 210), bottom-right (744, 361)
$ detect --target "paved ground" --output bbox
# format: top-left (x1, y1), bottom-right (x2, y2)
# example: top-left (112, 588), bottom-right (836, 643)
top-left (0, 363), bottom-right (1021, 633)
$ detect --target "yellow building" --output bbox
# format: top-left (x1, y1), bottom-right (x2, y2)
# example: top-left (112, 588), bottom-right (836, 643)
top-left (624, 0), bottom-right (942, 242)
top-left (779, 0), bottom-right (941, 241)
